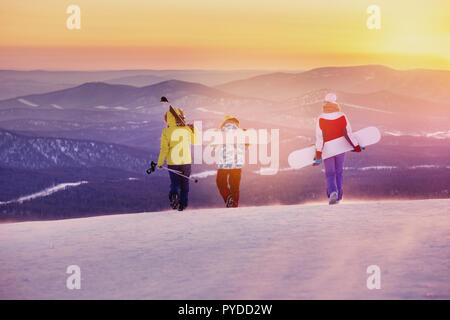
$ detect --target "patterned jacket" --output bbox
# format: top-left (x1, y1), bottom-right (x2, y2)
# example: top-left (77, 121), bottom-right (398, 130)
top-left (216, 123), bottom-right (246, 169)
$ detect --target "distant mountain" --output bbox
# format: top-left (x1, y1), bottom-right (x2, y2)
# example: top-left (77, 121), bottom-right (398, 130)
top-left (0, 118), bottom-right (164, 151)
top-left (104, 74), bottom-right (167, 86)
top-left (247, 87), bottom-right (450, 133)
top-left (0, 69), bottom-right (271, 100)
top-left (104, 70), bottom-right (271, 87)
top-left (0, 82), bottom-right (140, 109)
top-left (0, 80), bottom-right (235, 110)
top-left (217, 65), bottom-right (450, 103)
top-left (140, 79), bottom-right (235, 100)
top-left (0, 70), bottom-right (156, 100)
top-left (284, 88), bottom-right (449, 116)
top-left (0, 78), bottom-right (76, 102)
top-left (0, 130), bottom-right (154, 173)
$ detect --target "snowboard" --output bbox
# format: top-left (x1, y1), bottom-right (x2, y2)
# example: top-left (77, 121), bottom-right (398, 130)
top-left (288, 126), bottom-right (381, 169)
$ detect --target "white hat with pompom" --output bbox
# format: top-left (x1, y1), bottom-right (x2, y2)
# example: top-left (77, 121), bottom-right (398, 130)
top-left (324, 93), bottom-right (337, 103)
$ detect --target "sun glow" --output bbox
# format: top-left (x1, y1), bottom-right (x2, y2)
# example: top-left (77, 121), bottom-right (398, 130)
top-left (0, 0), bottom-right (449, 70)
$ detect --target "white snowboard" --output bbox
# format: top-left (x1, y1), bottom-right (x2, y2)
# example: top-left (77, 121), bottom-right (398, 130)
top-left (288, 126), bottom-right (381, 169)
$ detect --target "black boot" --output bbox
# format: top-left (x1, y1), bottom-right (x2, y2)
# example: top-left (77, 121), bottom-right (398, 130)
top-left (169, 193), bottom-right (179, 210)
top-left (226, 194), bottom-right (234, 208)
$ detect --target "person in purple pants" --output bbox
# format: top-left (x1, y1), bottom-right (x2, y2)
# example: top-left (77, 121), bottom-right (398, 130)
top-left (323, 153), bottom-right (346, 203)
top-left (313, 93), bottom-right (363, 205)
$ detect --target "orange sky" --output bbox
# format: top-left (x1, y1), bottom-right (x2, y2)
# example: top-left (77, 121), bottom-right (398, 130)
top-left (1, 0), bottom-right (449, 70)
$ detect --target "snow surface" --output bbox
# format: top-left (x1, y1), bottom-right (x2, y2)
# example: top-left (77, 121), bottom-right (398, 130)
top-left (0, 199), bottom-right (449, 299)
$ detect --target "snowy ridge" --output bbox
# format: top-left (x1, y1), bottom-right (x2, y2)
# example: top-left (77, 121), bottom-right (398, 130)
top-left (384, 130), bottom-right (450, 139)
top-left (191, 170), bottom-right (217, 179)
top-left (196, 107), bottom-right (225, 115)
top-left (17, 98), bottom-right (39, 107)
top-left (0, 181), bottom-right (88, 205)
top-left (253, 165), bottom-right (450, 175)
top-left (341, 102), bottom-right (393, 114)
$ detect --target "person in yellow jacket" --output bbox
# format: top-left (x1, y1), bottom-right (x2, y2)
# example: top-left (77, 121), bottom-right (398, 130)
top-left (157, 96), bottom-right (197, 211)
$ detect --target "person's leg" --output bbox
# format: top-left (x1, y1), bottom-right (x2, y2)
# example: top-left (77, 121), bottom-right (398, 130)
top-left (179, 164), bottom-right (191, 208)
top-left (323, 156), bottom-right (338, 198)
top-left (168, 165), bottom-right (180, 199)
top-left (335, 153), bottom-right (345, 201)
top-left (229, 169), bottom-right (242, 207)
top-left (216, 169), bottom-right (231, 203)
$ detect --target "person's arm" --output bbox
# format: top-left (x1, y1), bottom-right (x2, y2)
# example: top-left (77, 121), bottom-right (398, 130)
top-left (315, 118), bottom-right (324, 161)
top-left (343, 115), bottom-right (362, 152)
top-left (157, 129), bottom-right (169, 167)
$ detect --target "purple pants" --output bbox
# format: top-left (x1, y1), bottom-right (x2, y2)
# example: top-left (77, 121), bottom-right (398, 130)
top-left (323, 153), bottom-right (345, 201)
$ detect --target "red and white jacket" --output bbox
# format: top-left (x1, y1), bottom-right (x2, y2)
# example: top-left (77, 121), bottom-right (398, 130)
top-left (315, 111), bottom-right (360, 159)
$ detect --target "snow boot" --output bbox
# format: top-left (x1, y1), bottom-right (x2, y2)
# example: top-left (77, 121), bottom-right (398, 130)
top-left (178, 203), bottom-right (185, 211)
top-left (329, 192), bottom-right (338, 205)
top-left (169, 193), bottom-right (179, 210)
top-left (226, 194), bottom-right (234, 208)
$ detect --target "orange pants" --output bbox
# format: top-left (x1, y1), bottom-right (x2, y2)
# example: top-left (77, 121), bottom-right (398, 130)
top-left (216, 169), bottom-right (242, 207)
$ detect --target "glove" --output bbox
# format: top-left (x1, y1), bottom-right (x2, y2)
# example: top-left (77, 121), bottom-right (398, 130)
top-left (313, 151), bottom-right (322, 166)
top-left (146, 161), bottom-right (157, 174)
top-left (352, 145), bottom-right (364, 152)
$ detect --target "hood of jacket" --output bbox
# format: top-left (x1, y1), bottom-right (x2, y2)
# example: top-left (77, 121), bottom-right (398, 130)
top-left (222, 122), bottom-right (239, 131)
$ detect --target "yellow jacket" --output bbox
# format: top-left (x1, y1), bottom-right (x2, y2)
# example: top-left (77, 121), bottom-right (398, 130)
top-left (157, 107), bottom-right (197, 166)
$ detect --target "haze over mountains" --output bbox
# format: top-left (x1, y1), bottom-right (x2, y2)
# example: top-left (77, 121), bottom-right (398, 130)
top-left (217, 65), bottom-right (450, 103)
top-left (0, 80), bottom-right (235, 110)
top-left (0, 69), bottom-right (271, 100)
top-left (0, 65), bottom-right (449, 220)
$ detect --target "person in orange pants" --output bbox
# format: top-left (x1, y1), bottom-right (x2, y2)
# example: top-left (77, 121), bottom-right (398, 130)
top-left (216, 168), bottom-right (242, 207)
top-left (215, 116), bottom-right (245, 208)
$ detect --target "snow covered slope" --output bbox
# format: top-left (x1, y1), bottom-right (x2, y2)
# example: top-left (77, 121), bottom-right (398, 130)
top-left (0, 199), bottom-right (449, 299)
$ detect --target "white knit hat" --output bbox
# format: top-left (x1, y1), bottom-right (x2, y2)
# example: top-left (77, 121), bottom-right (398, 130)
top-left (324, 93), bottom-right (337, 103)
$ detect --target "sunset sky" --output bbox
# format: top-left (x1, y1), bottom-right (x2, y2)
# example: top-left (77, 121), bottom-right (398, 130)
top-left (1, 0), bottom-right (449, 70)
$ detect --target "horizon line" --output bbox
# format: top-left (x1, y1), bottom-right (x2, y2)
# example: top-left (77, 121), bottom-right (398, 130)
top-left (2, 64), bottom-right (450, 73)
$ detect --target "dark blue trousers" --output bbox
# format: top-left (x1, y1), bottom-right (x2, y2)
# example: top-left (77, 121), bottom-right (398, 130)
top-left (168, 164), bottom-right (191, 207)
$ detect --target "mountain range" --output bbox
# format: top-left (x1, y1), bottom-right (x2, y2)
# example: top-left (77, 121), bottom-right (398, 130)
top-left (0, 65), bottom-right (449, 220)
top-left (0, 80), bottom-right (235, 110)
top-left (0, 69), bottom-right (270, 100)
top-left (217, 65), bottom-right (450, 103)
top-left (0, 129), bottom-right (153, 172)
